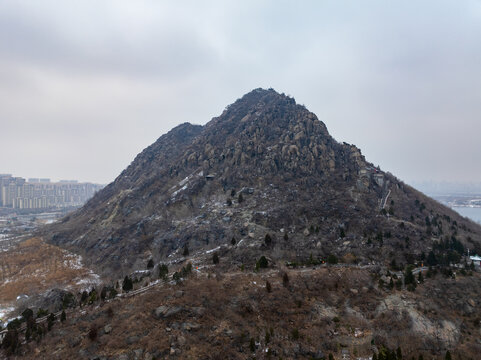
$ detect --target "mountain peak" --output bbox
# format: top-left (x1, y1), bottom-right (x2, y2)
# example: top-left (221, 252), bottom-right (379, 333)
top-left (206, 87), bottom-right (324, 142)
top-left (239, 87), bottom-right (294, 102)
top-left (223, 88), bottom-right (298, 115)
top-left (34, 88), bottom-right (481, 360)
top-left (46, 89), bottom-right (481, 278)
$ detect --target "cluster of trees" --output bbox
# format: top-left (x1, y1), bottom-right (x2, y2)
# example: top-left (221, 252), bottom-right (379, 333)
top-left (285, 253), bottom-right (340, 269)
top-left (430, 235), bottom-right (465, 264)
top-left (2, 258), bottom-right (174, 355)
top-left (372, 345), bottom-right (403, 360)
top-left (1, 306), bottom-right (66, 355)
top-left (122, 276), bottom-right (133, 292)
top-left (79, 286), bottom-right (117, 304)
top-left (158, 263), bottom-right (168, 279)
top-left (373, 349), bottom-right (453, 360)
top-left (327, 254), bottom-right (338, 264)
top-left (1, 328), bottom-right (19, 355)
top-left (414, 199), bottom-right (426, 213)
top-left (172, 262), bottom-right (192, 283)
top-left (404, 266), bottom-right (417, 291)
top-left (225, 189), bottom-right (243, 206)
top-left (122, 262), bottom-right (171, 293)
top-left (255, 256), bottom-right (268, 270)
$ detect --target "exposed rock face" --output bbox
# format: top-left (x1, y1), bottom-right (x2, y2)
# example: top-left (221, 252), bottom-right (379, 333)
top-left (376, 294), bottom-right (459, 348)
top-left (44, 88), bottom-right (481, 276)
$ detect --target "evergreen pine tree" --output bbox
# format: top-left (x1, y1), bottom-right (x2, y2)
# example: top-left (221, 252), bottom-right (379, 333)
top-left (47, 313), bottom-right (55, 331)
top-left (445, 350), bottom-right (452, 360)
top-left (396, 346), bottom-right (402, 360)
top-left (122, 275), bottom-right (133, 292)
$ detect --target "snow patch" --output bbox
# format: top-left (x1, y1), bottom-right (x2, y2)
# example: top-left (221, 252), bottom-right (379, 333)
top-left (179, 176), bottom-right (190, 187)
top-left (171, 184), bottom-right (188, 198)
top-left (205, 246), bottom-right (221, 254)
top-left (0, 307), bottom-right (15, 321)
top-left (75, 271), bottom-right (101, 290)
top-left (169, 169), bottom-right (204, 199)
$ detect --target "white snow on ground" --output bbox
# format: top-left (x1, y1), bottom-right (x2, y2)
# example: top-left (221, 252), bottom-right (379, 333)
top-left (179, 175), bottom-right (191, 187)
top-left (62, 252), bottom-right (84, 270)
top-left (205, 246), bottom-right (221, 254)
top-left (74, 271), bottom-right (101, 290)
top-left (0, 307), bottom-right (15, 321)
top-left (0, 235), bottom-right (13, 243)
top-left (169, 170), bottom-right (204, 198)
top-left (133, 270), bottom-right (151, 274)
top-left (132, 270), bottom-right (151, 277)
top-left (171, 184), bottom-right (188, 198)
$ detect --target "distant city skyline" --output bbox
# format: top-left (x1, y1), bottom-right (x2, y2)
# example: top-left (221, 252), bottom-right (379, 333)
top-left (1, 1), bottom-right (480, 185)
top-left (0, 173), bottom-right (103, 185)
top-left (0, 174), bottom-right (103, 210)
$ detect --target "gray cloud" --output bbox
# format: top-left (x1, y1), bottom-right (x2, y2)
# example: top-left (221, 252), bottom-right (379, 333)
top-left (1, 0), bottom-right (480, 184)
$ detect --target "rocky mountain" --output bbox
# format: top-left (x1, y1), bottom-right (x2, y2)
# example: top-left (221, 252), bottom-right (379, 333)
top-left (4, 88), bottom-right (480, 360)
top-left (45, 88), bottom-right (481, 277)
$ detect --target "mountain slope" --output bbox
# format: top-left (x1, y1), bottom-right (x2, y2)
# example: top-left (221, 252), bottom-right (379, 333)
top-left (44, 88), bottom-right (481, 276)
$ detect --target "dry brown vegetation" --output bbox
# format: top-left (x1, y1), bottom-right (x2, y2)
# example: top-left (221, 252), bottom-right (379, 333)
top-left (7, 263), bottom-right (480, 360)
top-left (0, 237), bottom-right (92, 303)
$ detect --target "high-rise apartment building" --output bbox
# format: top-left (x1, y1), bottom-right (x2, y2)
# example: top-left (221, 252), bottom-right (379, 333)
top-left (0, 174), bottom-right (103, 210)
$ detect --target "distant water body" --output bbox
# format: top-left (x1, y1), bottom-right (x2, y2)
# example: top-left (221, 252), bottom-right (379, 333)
top-left (452, 206), bottom-right (481, 225)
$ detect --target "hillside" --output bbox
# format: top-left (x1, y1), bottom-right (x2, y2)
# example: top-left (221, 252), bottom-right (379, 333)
top-left (44, 88), bottom-right (481, 277)
top-left (2, 88), bottom-right (481, 359)
top-left (3, 261), bottom-right (481, 359)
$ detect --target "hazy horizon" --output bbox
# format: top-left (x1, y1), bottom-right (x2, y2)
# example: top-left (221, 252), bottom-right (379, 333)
top-left (1, 1), bottom-right (480, 184)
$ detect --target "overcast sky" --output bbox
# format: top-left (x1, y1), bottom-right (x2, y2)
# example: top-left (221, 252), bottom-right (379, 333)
top-left (1, 1), bottom-right (480, 185)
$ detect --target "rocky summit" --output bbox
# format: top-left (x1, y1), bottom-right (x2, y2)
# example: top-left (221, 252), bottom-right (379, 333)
top-left (46, 88), bottom-right (481, 276)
